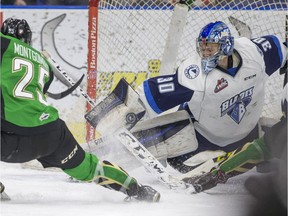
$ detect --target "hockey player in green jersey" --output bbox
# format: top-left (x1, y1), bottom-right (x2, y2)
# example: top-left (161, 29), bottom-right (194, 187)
top-left (0, 17), bottom-right (160, 202)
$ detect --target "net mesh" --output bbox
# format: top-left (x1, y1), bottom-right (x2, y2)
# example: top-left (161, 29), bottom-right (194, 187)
top-left (93, 0), bottom-right (287, 119)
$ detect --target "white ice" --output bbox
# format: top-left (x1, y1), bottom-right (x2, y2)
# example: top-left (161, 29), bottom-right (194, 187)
top-left (0, 161), bottom-right (259, 216)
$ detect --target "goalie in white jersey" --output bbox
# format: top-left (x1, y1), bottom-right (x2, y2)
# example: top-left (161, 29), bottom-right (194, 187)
top-left (86, 21), bottom-right (287, 174)
top-left (137, 21), bottom-right (287, 172)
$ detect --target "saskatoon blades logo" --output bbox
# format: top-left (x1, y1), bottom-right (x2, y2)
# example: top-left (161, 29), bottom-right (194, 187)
top-left (220, 87), bottom-right (254, 124)
top-left (184, 64), bottom-right (200, 79)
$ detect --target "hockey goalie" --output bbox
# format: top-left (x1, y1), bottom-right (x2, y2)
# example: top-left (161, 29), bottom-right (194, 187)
top-left (85, 21), bottom-right (287, 183)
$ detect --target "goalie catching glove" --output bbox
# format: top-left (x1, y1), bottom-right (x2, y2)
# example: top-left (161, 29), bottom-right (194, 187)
top-left (85, 78), bottom-right (146, 133)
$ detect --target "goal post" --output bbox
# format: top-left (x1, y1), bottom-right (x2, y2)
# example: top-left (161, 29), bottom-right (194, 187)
top-left (87, 0), bottom-right (99, 142)
top-left (87, 0), bottom-right (287, 140)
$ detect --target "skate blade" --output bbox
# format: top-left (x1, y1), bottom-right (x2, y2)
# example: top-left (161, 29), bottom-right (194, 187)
top-left (1, 192), bottom-right (11, 201)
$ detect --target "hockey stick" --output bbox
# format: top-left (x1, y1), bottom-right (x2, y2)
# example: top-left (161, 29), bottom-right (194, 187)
top-left (159, 2), bottom-right (189, 75)
top-left (41, 51), bottom-right (193, 191)
top-left (88, 125), bottom-right (233, 185)
top-left (41, 51), bottom-right (97, 107)
top-left (115, 128), bottom-right (193, 191)
top-left (228, 16), bottom-right (252, 39)
top-left (90, 133), bottom-right (232, 179)
top-left (47, 74), bottom-right (85, 99)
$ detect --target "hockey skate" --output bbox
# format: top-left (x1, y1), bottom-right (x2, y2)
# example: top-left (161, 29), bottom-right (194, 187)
top-left (0, 182), bottom-right (11, 201)
top-left (126, 184), bottom-right (160, 202)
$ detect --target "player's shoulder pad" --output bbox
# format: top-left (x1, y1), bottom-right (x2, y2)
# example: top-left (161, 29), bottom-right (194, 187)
top-left (177, 53), bottom-right (206, 92)
top-left (234, 37), bottom-right (264, 64)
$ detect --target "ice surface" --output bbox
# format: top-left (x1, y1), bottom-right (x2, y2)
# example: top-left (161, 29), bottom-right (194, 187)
top-left (0, 162), bottom-right (259, 216)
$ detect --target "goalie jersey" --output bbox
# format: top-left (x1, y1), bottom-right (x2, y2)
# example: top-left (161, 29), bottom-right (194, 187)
top-left (137, 35), bottom-right (287, 147)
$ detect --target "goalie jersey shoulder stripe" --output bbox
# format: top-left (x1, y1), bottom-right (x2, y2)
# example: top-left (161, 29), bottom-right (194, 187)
top-left (251, 35), bottom-right (287, 75)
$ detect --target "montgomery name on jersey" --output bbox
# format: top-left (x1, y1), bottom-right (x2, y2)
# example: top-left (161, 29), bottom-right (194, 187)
top-left (137, 35), bottom-right (287, 147)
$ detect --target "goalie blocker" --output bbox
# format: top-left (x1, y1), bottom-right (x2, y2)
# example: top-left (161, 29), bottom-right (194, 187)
top-left (85, 79), bottom-right (198, 161)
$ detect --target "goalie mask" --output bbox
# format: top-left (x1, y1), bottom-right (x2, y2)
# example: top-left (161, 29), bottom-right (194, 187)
top-left (196, 21), bottom-right (234, 74)
top-left (1, 18), bottom-right (32, 45)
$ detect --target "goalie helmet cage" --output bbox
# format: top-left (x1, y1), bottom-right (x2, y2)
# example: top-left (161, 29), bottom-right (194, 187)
top-left (87, 0), bottom-right (287, 142)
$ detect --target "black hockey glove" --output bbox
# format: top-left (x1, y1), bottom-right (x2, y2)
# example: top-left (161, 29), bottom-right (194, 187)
top-left (179, 0), bottom-right (194, 9)
top-left (182, 170), bottom-right (229, 193)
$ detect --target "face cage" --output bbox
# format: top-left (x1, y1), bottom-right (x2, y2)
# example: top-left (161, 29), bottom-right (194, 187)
top-left (196, 39), bottom-right (223, 74)
top-left (196, 39), bottom-right (221, 58)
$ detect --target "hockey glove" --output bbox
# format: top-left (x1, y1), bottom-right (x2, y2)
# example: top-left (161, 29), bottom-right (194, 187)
top-left (179, 0), bottom-right (194, 9)
top-left (182, 169), bottom-right (229, 193)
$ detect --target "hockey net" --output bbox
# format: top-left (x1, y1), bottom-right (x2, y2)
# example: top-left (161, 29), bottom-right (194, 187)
top-left (82, 0), bottom-right (287, 170)
top-left (87, 0), bottom-right (287, 141)
top-left (21, 0), bottom-right (287, 171)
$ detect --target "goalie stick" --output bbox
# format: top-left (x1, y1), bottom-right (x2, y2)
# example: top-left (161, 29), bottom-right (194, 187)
top-left (228, 16), bottom-right (252, 39)
top-left (116, 128), bottom-right (194, 191)
top-left (159, 2), bottom-right (189, 75)
top-left (41, 51), bottom-right (194, 191)
top-left (90, 133), bottom-right (232, 179)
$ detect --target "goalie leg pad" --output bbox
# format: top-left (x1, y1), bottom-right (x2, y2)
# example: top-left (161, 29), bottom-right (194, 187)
top-left (85, 78), bottom-right (146, 133)
top-left (131, 110), bottom-right (198, 161)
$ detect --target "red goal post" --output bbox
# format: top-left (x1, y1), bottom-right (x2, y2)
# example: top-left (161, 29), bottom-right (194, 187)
top-left (87, 0), bottom-right (99, 142)
top-left (87, 0), bottom-right (287, 141)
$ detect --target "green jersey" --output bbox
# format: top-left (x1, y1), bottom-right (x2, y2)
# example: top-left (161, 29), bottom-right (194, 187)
top-left (1, 33), bottom-right (59, 132)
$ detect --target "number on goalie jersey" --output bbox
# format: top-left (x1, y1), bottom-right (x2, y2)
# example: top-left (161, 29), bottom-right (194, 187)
top-left (135, 21), bottom-right (287, 173)
top-left (0, 17), bottom-right (160, 202)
